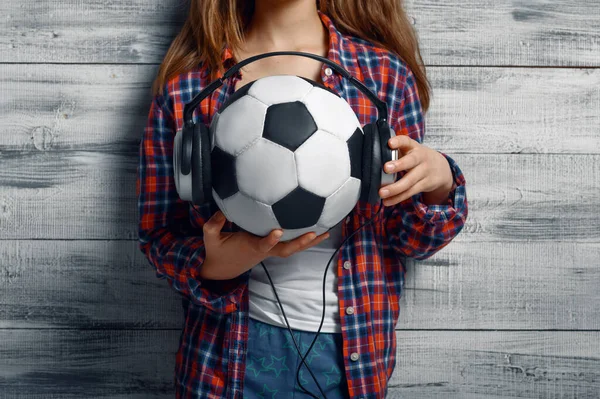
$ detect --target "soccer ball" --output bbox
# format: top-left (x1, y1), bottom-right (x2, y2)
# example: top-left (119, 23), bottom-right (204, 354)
top-left (209, 75), bottom-right (363, 241)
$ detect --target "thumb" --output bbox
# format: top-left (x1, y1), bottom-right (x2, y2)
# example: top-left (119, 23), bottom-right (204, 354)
top-left (203, 210), bottom-right (226, 240)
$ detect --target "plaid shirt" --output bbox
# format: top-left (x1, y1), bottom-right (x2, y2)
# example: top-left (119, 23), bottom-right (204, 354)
top-left (137, 11), bottom-right (468, 399)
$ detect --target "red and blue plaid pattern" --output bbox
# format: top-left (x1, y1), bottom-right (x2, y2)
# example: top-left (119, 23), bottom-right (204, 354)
top-left (137, 11), bottom-right (468, 399)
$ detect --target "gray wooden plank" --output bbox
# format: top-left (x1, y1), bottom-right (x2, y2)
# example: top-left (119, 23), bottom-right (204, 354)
top-left (0, 240), bottom-right (182, 329)
top-left (0, 0), bottom-right (187, 64)
top-left (405, 0), bottom-right (600, 67)
top-left (389, 331), bottom-right (600, 399)
top-left (1, 64), bottom-right (599, 240)
top-left (1, 240), bottom-right (599, 330)
top-left (427, 67), bottom-right (600, 154)
top-left (1, 1), bottom-right (598, 66)
top-left (0, 64), bottom-right (156, 240)
top-left (2, 151), bottom-right (599, 241)
top-left (3, 65), bottom-right (597, 156)
top-left (0, 329), bottom-right (178, 399)
top-left (399, 241), bottom-right (600, 330)
top-left (0, 329), bottom-right (598, 398)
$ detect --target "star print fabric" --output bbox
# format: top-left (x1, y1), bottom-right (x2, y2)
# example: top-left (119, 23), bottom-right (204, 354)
top-left (243, 317), bottom-right (350, 398)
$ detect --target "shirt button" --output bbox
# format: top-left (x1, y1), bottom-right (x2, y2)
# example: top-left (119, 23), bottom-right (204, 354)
top-left (343, 261), bottom-right (351, 270)
top-left (346, 306), bottom-right (354, 315)
top-left (324, 67), bottom-right (333, 76)
top-left (350, 352), bottom-right (359, 361)
top-left (345, 216), bottom-right (351, 224)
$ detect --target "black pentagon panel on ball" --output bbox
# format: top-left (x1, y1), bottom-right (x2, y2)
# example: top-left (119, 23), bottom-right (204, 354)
top-left (272, 187), bottom-right (326, 229)
top-left (263, 101), bottom-right (318, 151)
top-left (211, 146), bottom-right (238, 200)
top-left (219, 80), bottom-right (255, 112)
top-left (347, 127), bottom-right (363, 180)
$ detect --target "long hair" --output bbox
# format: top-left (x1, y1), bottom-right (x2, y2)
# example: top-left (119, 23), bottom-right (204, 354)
top-left (152, 0), bottom-right (430, 113)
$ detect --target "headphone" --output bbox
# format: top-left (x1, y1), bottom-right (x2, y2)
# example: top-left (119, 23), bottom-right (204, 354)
top-left (174, 50), bottom-right (398, 208)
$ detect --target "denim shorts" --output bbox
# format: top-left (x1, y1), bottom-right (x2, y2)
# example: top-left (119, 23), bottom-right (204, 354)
top-left (243, 317), bottom-right (350, 398)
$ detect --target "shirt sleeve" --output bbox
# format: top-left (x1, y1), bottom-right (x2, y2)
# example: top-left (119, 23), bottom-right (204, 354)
top-left (136, 88), bottom-right (249, 313)
top-left (383, 66), bottom-right (469, 261)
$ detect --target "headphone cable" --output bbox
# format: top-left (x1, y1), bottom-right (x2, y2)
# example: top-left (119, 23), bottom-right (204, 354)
top-left (261, 200), bottom-right (384, 399)
top-left (191, 200), bottom-right (385, 398)
top-left (192, 203), bottom-right (326, 398)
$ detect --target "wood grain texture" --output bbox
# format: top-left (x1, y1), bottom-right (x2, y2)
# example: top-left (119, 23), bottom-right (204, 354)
top-left (0, 240), bottom-right (182, 329)
top-left (405, 0), bottom-right (600, 67)
top-left (0, 1), bottom-right (188, 64)
top-left (428, 67), bottom-right (600, 154)
top-left (0, 64), bottom-right (156, 240)
top-left (1, 240), bottom-right (599, 330)
top-left (0, 329), bottom-right (598, 398)
top-left (389, 331), bottom-right (600, 399)
top-left (3, 65), bottom-right (598, 156)
top-left (399, 241), bottom-right (600, 330)
top-left (3, 151), bottom-right (599, 240)
top-left (1, 64), bottom-right (599, 239)
top-left (1, 1), bottom-right (599, 66)
top-left (0, 329), bottom-right (178, 399)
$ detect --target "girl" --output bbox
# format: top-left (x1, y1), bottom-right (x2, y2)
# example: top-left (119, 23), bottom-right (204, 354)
top-left (137, 0), bottom-right (468, 398)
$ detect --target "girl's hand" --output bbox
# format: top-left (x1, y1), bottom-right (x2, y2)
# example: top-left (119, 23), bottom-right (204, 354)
top-left (200, 211), bottom-right (330, 280)
top-left (378, 131), bottom-right (454, 207)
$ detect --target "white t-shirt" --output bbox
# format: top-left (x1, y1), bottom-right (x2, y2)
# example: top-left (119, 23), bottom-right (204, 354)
top-left (248, 221), bottom-right (345, 333)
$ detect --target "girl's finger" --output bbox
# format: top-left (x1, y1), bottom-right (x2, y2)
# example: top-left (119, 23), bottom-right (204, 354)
top-left (384, 151), bottom-right (420, 174)
top-left (295, 232), bottom-right (330, 252)
top-left (382, 179), bottom-right (427, 206)
top-left (379, 167), bottom-right (425, 198)
top-left (270, 232), bottom-right (317, 258)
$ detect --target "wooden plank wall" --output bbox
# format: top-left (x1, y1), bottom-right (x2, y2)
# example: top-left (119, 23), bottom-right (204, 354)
top-left (1, 0), bottom-right (599, 397)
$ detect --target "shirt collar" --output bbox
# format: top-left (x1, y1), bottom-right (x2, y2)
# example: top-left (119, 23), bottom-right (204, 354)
top-left (219, 11), bottom-right (360, 78)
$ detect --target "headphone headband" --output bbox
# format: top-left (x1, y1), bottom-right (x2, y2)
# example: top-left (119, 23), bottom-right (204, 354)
top-left (183, 51), bottom-right (389, 125)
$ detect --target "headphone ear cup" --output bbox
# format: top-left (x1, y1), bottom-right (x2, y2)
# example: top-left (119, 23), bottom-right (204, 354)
top-left (360, 123), bottom-right (376, 204)
top-left (377, 122), bottom-right (397, 187)
top-left (191, 123), bottom-right (213, 206)
top-left (369, 124), bottom-right (383, 204)
top-left (173, 127), bottom-right (193, 201)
